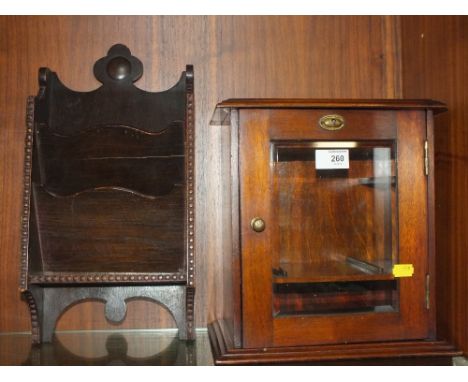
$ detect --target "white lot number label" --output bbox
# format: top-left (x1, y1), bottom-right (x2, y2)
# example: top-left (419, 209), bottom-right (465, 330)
top-left (315, 149), bottom-right (349, 170)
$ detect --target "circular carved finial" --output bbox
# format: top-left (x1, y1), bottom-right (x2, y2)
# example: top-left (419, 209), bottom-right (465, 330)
top-left (94, 44), bottom-right (143, 85)
top-left (106, 56), bottom-right (132, 80)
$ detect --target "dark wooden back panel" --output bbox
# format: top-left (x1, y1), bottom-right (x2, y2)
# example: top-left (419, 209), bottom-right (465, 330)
top-left (31, 186), bottom-right (185, 274)
top-left (35, 124), bottom-right (184, 197)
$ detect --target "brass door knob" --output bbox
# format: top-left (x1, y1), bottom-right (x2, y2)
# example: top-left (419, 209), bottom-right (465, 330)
top-left (251, 217), bottom-right (266, 233)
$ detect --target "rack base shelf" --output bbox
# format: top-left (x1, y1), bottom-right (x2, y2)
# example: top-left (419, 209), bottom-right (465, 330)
top-left (24, 285), bottom-right (195, 344)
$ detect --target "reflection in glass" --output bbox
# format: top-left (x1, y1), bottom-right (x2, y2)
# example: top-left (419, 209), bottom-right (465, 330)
top-left (13, 330), bottom-right (200, 366)
top-left (271, 141), bottom-right (399, 317)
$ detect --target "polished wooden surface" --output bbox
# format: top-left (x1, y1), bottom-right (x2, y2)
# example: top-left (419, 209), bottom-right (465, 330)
top-left (0, 16), bottom-right (402, 333)
top-left (401, 16), bottom-right (468, 356)
top-left (217, 98), bottom-right (447, 112)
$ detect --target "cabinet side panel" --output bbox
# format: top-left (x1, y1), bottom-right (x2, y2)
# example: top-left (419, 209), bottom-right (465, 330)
top-left (396, 110), bottom-right (430, 338)
top-left (426, 110), bottom-right (437, 339)
top-left (209, 108), bottom-right (242, 347)
top-left (229, 110), bottom-right (242, 347)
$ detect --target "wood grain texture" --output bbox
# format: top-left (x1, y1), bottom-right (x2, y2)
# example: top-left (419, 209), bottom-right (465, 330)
top-left (400, 16), bottom-right (468, 356)
top-left (1, 16), bottom-right (401, 333)
top-left (239, 110), bottom-right (274, 348)
top-left (32, 187), bottom-right (185, 274)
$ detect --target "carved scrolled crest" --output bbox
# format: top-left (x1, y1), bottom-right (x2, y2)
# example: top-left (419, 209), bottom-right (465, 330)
top-left (34, 44), bottom-right (189, 135)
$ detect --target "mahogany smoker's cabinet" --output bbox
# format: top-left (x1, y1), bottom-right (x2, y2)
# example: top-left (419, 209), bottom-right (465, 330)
top-left (208, 99), bottom-right (460, 365)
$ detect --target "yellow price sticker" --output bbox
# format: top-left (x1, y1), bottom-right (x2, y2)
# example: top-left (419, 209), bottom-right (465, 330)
top-left (392, 264), bottom-right (414, 278)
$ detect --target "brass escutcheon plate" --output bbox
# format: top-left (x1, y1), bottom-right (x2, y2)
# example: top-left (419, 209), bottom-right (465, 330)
top-left (319, 114), bottom-right (345, 131)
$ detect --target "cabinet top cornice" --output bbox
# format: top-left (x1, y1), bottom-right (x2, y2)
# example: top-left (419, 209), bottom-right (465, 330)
top-left (217, 99), bottom-right (447, 114)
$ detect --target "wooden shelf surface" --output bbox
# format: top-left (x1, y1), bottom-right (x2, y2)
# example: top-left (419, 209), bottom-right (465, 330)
top-left (274, 260), bottom-right (394, 284)
top-left (358, 176), bottom-right (396, 187)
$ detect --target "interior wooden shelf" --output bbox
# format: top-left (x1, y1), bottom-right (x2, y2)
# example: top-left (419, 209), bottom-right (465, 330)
top-left (273, 260), bottom-right (394, 284)
top-left (308, 176), bottom-right (396, 188)
top-left (358, 176), bottom-right (396, 187)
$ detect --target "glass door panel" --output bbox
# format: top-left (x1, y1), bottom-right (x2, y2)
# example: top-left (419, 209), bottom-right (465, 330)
top-left (271, 140), bottom-right (399, 317)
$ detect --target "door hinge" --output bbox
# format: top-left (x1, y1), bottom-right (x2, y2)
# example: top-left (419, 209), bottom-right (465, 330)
top-left (424, 140), bottom-right (429, 176)
top-left (425, 274), bottom-right (430, 309)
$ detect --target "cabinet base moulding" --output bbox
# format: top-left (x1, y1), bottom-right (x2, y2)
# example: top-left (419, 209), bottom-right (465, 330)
top-left (208, 320), bottom-right (461, 365)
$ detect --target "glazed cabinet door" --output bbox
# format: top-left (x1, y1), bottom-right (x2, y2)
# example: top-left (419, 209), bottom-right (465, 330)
top-left (239, 109), bottom-right (431, 348)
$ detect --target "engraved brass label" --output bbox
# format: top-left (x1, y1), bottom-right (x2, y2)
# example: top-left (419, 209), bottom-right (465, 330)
top-left (319, 114), bottom-right (345, 131)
